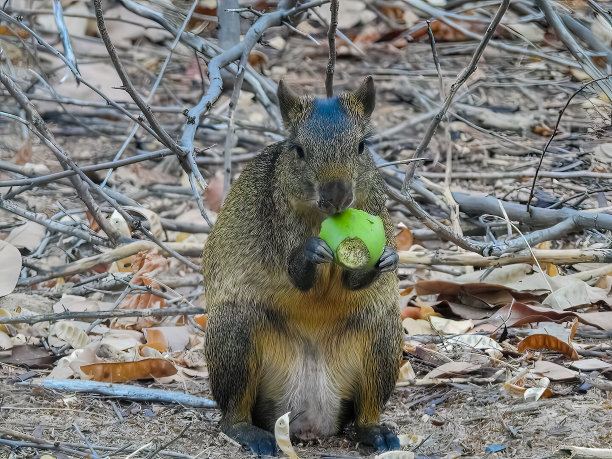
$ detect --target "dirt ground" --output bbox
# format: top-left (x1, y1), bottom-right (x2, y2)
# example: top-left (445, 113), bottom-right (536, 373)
top-left (2, 2), bottom-right (612, 458)
top-left (1, 361), bottom-right (611, 458)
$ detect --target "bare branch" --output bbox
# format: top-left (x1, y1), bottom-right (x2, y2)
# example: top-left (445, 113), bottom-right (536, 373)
top-left (401, 0), bottom-right (510, 192)
top-left (325, 0), bottom-right (339, 98)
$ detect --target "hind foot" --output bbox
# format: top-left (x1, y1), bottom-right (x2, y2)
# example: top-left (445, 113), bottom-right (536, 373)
top-left (356, 424), bottom-right (400, 452)
top-left (225, 422), bottom-right (278, 456)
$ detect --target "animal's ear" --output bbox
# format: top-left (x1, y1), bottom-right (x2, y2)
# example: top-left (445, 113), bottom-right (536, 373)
top-left (352, 76), bottom-right (375, 118)
top-left (278, 80), bottom-right (301, 128)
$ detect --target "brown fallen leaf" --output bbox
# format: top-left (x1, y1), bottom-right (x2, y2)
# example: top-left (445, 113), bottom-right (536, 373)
top-left (415, 280), bottom-right (546, 309)
top-left (533, 360), bottom-right (578, 381)
top-left (139, 328), bottom-right (168, 356)
top-left (517, 321), bottom-right (579, 360)
top-left (0, 25), bottom-right (30, 39)
top-left (479, 302), bottom-right (612, 331)
top-left (0, 345), bottom-right (60, 368)
top-left (80, 358), bottom-right (177, 382)
top-left (395, 227), bottom-right (414, 250)
top-left (425, 361), bottom-right (482, 379)
top-left (194, 314), bottom-right (207, 328)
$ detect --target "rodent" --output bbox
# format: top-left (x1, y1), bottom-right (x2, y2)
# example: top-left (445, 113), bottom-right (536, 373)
top-left (203, 76), bottom-right (403, 456)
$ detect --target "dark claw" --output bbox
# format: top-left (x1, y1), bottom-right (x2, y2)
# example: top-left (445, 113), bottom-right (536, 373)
top-left (356, 424), bottom-right (400, 452)
top-left (304, 237), bottom-right (333, 264)
top-left (376, 246), bottom-right (398, 273)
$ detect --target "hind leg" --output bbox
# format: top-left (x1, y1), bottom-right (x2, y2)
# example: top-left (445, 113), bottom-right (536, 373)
top-left (205, 302), bottom-right (278, 456)
top-left (351, 305), bottom-right (403, 452)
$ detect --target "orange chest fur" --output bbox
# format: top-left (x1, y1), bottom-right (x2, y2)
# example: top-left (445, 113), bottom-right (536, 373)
top-left (272, 264), bottom-right (368, 332)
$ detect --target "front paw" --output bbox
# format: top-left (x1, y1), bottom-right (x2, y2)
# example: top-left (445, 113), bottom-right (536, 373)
top-left (356, 424), bottom-right (400, 452)
top-left (304, 237), bottom-right (334, 264)
top-left (376, 246), bottom-right (398, 273)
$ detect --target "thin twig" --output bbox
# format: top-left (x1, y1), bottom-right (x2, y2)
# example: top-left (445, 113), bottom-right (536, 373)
top-left (536, 0), bottom-right (612, 101)
top-left (526, 76), bottom-right (612, 211)
top-left (325, 0), bottom-right (339, 98)
top-left (401, 0), bottom-right (510, 192)
top-left (0, 306), bottom-right (206, 326)
top-left (0, 85), bottom-right (123, 244)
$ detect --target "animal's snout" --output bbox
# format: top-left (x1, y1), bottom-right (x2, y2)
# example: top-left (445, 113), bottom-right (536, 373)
top-left (318, 179), bottom-right (354, 215)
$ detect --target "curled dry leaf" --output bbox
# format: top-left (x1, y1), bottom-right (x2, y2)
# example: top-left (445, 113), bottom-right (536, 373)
top-left (274, 412), bottom-right (299, 459)
top-left (429, 316), bottom-right (473, 334)
top-left (400, 304), bottom-right (439, 320)
top-left (0, 25), bottom-right (30, 38)
top-left (80, 358), bottom-right (177, 382)
top-left (398, 360), bottom-right (416, 381)
top-left (0, 308), bottom-right (17, 333)
top-left (0, 240), bottom-right (22, 297)
top-left (517, 321), bottom-right (579, 360)
top-left (109, 209), bottom-right (131, 238)
top-left (119, 249), bottom-right (169, 315)
top-left (140, 328), bottom-right (168, 355)
top-left (50, 321), bottom-right (91, 350)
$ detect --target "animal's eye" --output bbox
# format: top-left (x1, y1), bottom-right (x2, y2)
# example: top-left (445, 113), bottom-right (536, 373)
top-left (295, 146), bottom-right (305, 158)
top-left (358, 141), bottom-right (365, 154)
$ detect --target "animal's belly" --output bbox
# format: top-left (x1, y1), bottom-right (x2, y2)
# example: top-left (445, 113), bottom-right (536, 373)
top-left (259, 334), bottom-right (359, 441)
top-left (282, 349), bottom-right (341, 440)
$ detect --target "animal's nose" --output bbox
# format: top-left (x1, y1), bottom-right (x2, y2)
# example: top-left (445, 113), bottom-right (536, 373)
top-left (318, 179), bottom-right (354, 215)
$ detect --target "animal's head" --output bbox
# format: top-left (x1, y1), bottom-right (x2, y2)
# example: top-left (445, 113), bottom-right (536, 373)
top-left (277, 77), bottom-right (377, 218)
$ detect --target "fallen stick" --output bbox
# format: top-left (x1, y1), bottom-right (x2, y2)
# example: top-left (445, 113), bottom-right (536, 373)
top-left (17, 241), bottom-right (203, 286)
top-left (396, 370), bottom-right (504, 387)
top-left (31, 379), bottom-right (217, 408)
top-left (452, 192), bottom-right (612, 231)
top-left (0, 306), bottom-right (205, 325)
top-left (398, 248), bottom-right (612, 267)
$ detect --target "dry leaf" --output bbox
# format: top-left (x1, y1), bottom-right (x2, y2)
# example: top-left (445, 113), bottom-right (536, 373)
top-left (53, 295), bottom-right (113, 313)
top-left (400, 306), bottom-right (421, 320)
top-left (517, 321), bottom-right (579, 360)
top-left (429, 316), bottom-right (473, 334)
top-left (0, 344), bottom-right (59, 368)
top-left (533, 360), bottom-right (577, 381)
top-left (123, 206), bottom-right (164, 239)
top-left (80, 358), bottom-right (177, 382)
top-left (398, 360), bottom-right (416, 381)
top-left (396, 227), bottom-right (413, 250)
top-left (146, 326), bottom-right (190, 351)
top-left (0, 331), bottom-right (13, 350)
top-left (570, 358), bottom-right (612, 371)
top-left (0, 240), bottom-right (21, 297)
top-left (0, 25), bottom-right (30, 38)
top-left (51, 321), bottom-right (91, 349)
top-left (274, 412), bottom-right (299, 458)
top-left (5, 221), bottom-right (46, 253)
top-left (402, 318), bottom-right (435, 335)
top-left (194, 314), bottom-right (207, 328)
top-left (425, 361), bottom-right (482, 379)
top-left (442, 334), bottom-right (503, 359)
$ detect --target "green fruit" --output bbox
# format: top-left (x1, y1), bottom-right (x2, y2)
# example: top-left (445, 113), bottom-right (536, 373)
top-left (319, 209), bottom-right (385, 269)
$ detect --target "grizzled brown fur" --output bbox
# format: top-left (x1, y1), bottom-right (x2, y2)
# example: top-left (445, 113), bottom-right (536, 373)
top-left (203, 77), bottom-right (403, 455)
